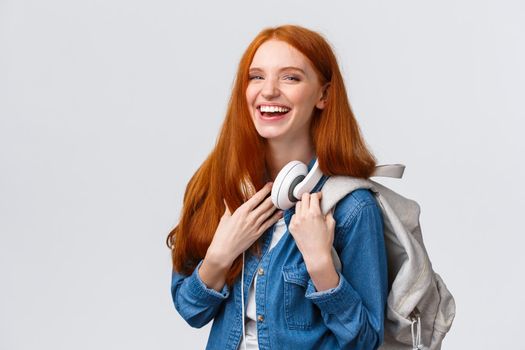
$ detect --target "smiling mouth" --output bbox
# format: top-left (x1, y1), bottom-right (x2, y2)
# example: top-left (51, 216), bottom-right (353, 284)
top-left (257, 105), bottom-right (291, 119)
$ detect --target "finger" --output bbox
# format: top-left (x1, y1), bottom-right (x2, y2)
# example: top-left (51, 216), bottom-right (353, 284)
top-left (251, 196), bottom-right (277, 224)
top-left (223, 199), bottom-right (232, 216)
top-left (253, 194), bottom-right (275, 213)
top-left (300, 192), bottom-right (310, 215)
top-left (257, 210), bottom-right (284, 236)
top-left (295, 200), bottom-right (301, 214)
top-left (310, 192), bottom-right (321, 214)
top-left (326, 210), bottom-right (336, 229)
top-left (255, 206), bottom-right (280, 228)
top-left (245, 182), bottom-right (273, 211)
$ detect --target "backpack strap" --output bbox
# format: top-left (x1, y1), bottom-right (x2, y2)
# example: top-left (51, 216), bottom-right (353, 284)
top-left (320, 164), bottom-right (405, 273)
top-left (371, 164), bottom-right (405, 178)
top-left (320, 164), bottom-right (405, 215)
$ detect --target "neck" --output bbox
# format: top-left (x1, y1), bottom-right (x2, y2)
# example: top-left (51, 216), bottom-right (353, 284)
top-left (265, 136), bottom-right (315, 181)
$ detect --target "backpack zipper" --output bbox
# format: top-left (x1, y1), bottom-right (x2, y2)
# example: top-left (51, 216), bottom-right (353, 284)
top-left (410, 307), bottom-right (423, 350)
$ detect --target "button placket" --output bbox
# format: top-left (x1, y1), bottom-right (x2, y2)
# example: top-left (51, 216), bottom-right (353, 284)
top-left (255, 262), bottom-right (267, 324)
top-left (254, 247), bottom-right (274, 349)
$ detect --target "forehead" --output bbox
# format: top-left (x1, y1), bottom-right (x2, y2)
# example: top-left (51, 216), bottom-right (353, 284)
top-left (249, 39), bottom-right (312, 73)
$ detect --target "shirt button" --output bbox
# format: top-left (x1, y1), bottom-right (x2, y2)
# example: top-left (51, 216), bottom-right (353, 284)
top-left (257, 315), bottom-right (264, 322)
top-left (257, 268), bottom-right (264, 276)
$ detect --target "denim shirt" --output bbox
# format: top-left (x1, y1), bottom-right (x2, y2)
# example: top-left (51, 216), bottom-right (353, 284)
top-left (171, 157), bottom-right (388, 350)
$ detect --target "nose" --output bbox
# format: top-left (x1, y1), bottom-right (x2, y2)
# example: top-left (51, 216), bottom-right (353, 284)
top-left (261, 77), bottom-right (280, 99)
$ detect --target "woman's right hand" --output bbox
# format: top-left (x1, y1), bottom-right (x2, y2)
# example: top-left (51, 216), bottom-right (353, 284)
top-left (208, 182), bottom-right (283, 267)
top-left (198, 182), bottom-right (283, 291)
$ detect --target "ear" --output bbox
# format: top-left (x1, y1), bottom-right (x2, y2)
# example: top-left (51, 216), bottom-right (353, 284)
top-left (315, 83), bottom-right (330, 110)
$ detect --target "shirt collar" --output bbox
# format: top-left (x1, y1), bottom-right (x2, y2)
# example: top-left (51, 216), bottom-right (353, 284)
top-left (307, 155), bottom-right (317, 172)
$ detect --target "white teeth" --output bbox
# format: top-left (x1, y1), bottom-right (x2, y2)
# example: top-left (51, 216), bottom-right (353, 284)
top-left (260, 105), bottom-right (290, 113)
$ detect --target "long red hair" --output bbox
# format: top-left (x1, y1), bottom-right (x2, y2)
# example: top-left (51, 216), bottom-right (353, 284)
top-left (166, 24), bottom-right (377, 286)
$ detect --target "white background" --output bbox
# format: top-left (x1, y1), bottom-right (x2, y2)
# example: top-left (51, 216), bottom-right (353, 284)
top-left (1, 0), bottom-right (524, 349)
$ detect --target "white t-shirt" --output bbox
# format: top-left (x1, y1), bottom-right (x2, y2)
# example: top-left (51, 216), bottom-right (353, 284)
top-left (238, 217), bottom-right (287, 350)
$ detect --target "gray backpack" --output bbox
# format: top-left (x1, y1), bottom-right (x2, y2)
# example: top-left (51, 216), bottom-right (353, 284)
top-left (321, 164), bottom-right (456, 350)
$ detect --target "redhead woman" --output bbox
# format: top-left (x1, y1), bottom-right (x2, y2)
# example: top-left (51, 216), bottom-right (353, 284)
top-left (167, 25), bottom-right (388, 350)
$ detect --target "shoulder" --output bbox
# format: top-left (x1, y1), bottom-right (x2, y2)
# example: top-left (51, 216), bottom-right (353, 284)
top-left (333, 188), bottom-right (381, 228)
top-left (330, 188), bottom-right (384, 250)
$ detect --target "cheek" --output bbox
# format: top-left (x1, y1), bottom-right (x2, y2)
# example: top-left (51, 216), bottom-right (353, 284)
top-left (288, 87), bottom-right (317, 110)
top-left (245, 85), bottom-right (257, 105)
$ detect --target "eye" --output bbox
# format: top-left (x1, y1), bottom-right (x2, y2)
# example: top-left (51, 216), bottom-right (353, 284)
top-left (249, 75), bottom-right (263, 80)
top-left (284, 75), bottom-right (300, 81)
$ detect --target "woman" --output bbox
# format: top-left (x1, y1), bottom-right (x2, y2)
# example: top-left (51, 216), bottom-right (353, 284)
top-left (167, 25), bottom-right (388, 350)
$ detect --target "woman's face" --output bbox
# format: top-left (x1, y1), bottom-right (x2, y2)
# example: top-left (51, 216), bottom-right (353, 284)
top-left (246, 39), bottom-right (327, 143)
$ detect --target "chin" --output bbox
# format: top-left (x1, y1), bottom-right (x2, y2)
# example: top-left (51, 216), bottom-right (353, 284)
top-left (252, 116), bottom-right (292, 140)
top-left (254, 126), bottom-right (286, 140)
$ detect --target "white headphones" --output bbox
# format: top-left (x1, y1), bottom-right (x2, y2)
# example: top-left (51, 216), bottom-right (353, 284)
top-left (271, 159), bottom-right (323, 210)
top-left (270, 159), bottom-right (406, 210)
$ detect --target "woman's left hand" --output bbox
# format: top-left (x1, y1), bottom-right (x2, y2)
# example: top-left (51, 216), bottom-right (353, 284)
top-left (289, 192), bottom-right (336, 268)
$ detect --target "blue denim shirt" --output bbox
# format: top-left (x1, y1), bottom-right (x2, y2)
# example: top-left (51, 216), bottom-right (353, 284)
top-left (171, 157), bottom-right (388, 350)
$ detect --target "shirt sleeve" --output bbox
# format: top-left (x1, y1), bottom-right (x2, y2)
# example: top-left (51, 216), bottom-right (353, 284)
top-left (171, 259), bottom-right (230, 328)
top-left (304, 200), bottom-right (388, 350)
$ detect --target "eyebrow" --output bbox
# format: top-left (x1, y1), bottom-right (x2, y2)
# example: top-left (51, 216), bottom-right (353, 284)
top-left (248, 66), bottom-right (306, 75)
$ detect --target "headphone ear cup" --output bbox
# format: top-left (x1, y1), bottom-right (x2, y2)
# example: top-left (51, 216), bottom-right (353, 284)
top-left (271, 161), bottom-right (308, 210)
